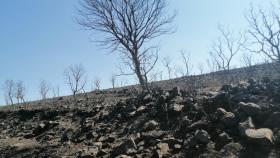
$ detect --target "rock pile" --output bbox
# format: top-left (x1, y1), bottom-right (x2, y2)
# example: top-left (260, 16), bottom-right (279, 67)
top-left (0, 78), bottom-right (280, 157)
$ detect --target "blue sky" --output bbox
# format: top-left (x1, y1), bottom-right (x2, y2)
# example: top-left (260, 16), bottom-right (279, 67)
top-left (0, 0), bottom-right (271, 105)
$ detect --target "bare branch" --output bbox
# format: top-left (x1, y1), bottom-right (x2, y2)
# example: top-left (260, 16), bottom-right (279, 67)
top-left (246, 3), bottom-right (280, 65)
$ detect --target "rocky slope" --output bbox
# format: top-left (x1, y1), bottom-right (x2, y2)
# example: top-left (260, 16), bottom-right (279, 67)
top-left (1, 78), bottom-right (280, 157)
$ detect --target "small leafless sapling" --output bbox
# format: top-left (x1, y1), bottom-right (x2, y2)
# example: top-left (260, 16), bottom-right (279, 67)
top-left (174, 65), bottom-right (185, 78)
top-left (64, 64), bottom-right (87, 104)
top-left (162, 56), bottom-right (173, 79)
top-left (110, 74), bottom-right (117, 89)
top-left (93, 77), bottom-right (101, 91)
top-left (181, 50), bottom-right (193, 76)
top-left (15, 80), bottom-right (26, 104)
top-left (241, 53), bottom-right (254, 67)
top-left (39, 80), bottom-right (50, 101)
top-left (52, 85), bottom-right (60, 98)
top-left (197, 62), bottom-right (205, 75)
top-left (3, 80), bottom-right (15, 105)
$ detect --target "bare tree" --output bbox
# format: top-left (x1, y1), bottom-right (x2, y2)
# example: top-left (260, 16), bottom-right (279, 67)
top-left (15, 80), bottom-right (26, 104)
top-left (246, 3), bottom-right (280, 65)
top-left (209, 25), bottom-right (244, 71)
top-left (110, 74), bottom-right (117, 89)
top-left (64, 64), bottom-right (87, 103)
top-left (3, 80), bottom-right (15, 105)
top-left (241, 53), bottom-right (254, 67)
top-left (52, 85), bottom-right (60, 98)
top-left (162, 56), bottom-right (173, 79)
top-left (39, 80), bottom-right (50, 100)
top-left (197, 62), bottom-right (205, 75)
top-left (206, 58), bottom-right (218, 73)
top-left (93, 77), bottom-right (101, 90)
top-left (181, 50), bottom-right (192, 76)
top-left (158, 71), bottom-right (163, 81)
top-left (78, 0), bottom-right (175, 89)
top-left (174, 65), bottom-right (185, 78)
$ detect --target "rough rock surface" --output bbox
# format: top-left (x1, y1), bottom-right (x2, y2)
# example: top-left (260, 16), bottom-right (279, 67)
top-left (1, 78), bottom-right (280, 157)
top-left (245, 128), bottom-right (274, 145)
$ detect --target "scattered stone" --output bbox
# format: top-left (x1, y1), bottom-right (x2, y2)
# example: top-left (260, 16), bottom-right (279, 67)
top-left (127, 111), bottom-right (136, 117)
top-left (170, 87), bottom-right (181, 98)
top-left (217, 108), bottom-right (238, 127)
top-left (239, 102), bottom-right (261, 116)
top-left (171, 103), bottom-right (184, 112)
top-left (194, 130), bottom-right (210, 144)
top-left (154, 143), bottom-right (169, 158)
top-left (174, 144), bottom-right (182, 150)
top-left (181, 116), bottom-right (192, 126)
top-left (136, 106), bottom-right (146, 113)
top-left (141, 131), bottom-right (167, 141)
top-left (116, 155), bottom-right (133, 158)
top-left (93, 142), bottom-right (103, 148)
top-left (143, 120), bottom-right (159, 131)
top-left (220, 143), bottom-right (243, 157)
top-left (216, 132), bottom-right (233, 149)
top-left (112, 138), bottom-right (137, 156)
top-left (143, 94), bottom-right (153, 104)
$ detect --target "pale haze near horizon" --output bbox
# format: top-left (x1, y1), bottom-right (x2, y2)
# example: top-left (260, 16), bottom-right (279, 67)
top-left (0, 0), bottom-right (271, 105)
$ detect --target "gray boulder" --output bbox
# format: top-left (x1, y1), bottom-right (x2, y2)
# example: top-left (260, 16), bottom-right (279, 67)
top-left (194, 130), bottom-right (210, 144)
top-left (245, 128), bottom-right (274, 145)
top-left (217, 108), bottom-right (238, 127)
top-left (143, 120), bottom-right (159, 131)
top-left (112, 138), bottom-right (137, 156)
top-left (238, 102), bottom-right (261, 116)
top-left (154, 143), bottom-right (170, 158)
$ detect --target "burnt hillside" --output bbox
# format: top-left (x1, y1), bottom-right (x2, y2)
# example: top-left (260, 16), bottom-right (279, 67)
top-left (1, 77), bottom-right (280, 157)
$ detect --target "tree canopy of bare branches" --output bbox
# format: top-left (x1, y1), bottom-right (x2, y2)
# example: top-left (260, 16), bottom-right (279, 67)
top-left (64, 64), bottom-right (87, 103)
top-left (209, 25), bottom-right (244, 71)
top-left (3, 80), bottom-right (15, 105)
top-left (246, 3), bottom-right (280, 65)
top-left (78, 0), bottom-right (175, 89)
